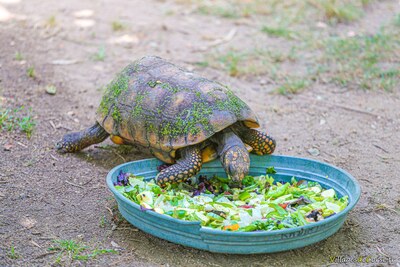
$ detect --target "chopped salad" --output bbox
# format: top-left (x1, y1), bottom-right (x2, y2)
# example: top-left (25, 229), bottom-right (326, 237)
top-left (114, 168), bottom-right (348, 232)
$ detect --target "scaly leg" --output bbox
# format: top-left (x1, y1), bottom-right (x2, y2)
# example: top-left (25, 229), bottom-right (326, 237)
top-left (238, 128), bottom-right (276, 155)
top-left (156, 145), bottom-right (202, 187)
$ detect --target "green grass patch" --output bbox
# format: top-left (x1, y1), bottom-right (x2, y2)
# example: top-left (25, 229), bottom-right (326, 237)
top-left (7, 245), bottom-right (19, 259)
top-left (194, 0), bottom-right (397, 94)
top-left (394, 13), bottom-right (400, 27)
top-left (261, 25), bottom-right (297, 39)
top-left (190, 0), bottom-right (370, 24)
top-left (216, 50), bottom-right (244, 77)
top-left (319, 29), bottom-right (400, 91)
top-left (194, 0), bottom-right (273, 19)
top-left (310, 0), bottom-right (364, 23)
top-left (46, 15), bottom-right (57, 27)
top-left (276, 77), bottom-right (309, 95)
top-left (204, 47), bottom-right (298, 78)
top-left (197, 5), bottom-right (240, 19)
top-left (112, 21), bottom-right (126, 31)
top-left (48, 239), bottom-right (118, 265)
top-left (92, 46), bottom-right (106, 61)
top-left (14, 52), bottom-right (23, 61)
top-left (0, 106), bottom-right (36, 139)
top-left (27, 67), bottom-right (36, 78)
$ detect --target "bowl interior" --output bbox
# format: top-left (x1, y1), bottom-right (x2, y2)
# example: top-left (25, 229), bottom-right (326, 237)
top-left (106, 154), bottom-right (361, 254)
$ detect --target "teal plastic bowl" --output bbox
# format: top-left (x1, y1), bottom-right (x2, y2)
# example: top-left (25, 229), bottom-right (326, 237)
top-left (106, 155), bottom-right (360, 254)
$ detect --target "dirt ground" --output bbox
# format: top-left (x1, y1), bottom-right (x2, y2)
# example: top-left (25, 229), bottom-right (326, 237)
top-left (1, 0), bottom-right (400, 266)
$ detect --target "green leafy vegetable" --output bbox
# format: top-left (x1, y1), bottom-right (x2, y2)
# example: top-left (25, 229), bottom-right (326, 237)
top-left (114, 169), bottom-right (349, 232)
top-left (266, 166), bottom-right (277, 174)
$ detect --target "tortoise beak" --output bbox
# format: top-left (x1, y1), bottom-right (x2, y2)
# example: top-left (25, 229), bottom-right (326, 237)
top-left (55, 141), bottom-right (67, 153)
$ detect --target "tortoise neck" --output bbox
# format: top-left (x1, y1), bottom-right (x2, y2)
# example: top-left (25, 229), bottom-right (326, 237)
top-left (212, 128), bottom-right (246, 157)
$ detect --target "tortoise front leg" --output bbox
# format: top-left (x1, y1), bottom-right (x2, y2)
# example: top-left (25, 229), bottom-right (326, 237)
top-left (239, 129), bottom-right (276, 155)
top-left (156, 145), bottom-right (202, 187)
top-left (56, 122), bottom-right (109, 153)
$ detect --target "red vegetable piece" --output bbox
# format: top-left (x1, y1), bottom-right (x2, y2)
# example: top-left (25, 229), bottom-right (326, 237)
top-left (238, 205), bottom-right (255, 209)
top-left (279, 203), bottom-right (288, 209)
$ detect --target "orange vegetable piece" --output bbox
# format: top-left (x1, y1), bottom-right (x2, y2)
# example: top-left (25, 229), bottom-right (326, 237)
top-left (223, 224), bottom-right (239, 231)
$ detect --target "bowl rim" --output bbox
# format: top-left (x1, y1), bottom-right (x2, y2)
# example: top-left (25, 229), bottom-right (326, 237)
top-left (106, 154), bottom-right (361, 236)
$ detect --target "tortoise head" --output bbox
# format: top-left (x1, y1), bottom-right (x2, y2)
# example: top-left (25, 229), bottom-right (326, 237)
top-left (56, 132), bottom-right (83, 153)
top-left (221, 145), bottom-right (250, 186)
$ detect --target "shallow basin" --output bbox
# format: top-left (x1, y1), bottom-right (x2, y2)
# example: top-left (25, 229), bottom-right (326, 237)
top-left (106, 155), bottom-right (361, 254)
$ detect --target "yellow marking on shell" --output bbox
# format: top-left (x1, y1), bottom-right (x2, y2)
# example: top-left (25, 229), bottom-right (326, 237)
top-left (152, 150), bottom-right (175, 164)
top-left (102, 115), bottom-right (114, 133)
top-left (132, 122), bottom-right (148, 146)
top-left (147, 131), bottom-right (158, 147)
top-left (169, 175), bottom-right (174, 180)
top-left (186, 130), bottom-right (206, 146)
top-left (163, 178), bottom-right (169, 182)
top-left (269, 140), bottom-right (273, 145)
top-left (111, 135), bottom-right (124, 145)
top-left (244, 144), bottom-right (253, 152)
top-left (243, 120), bottom-right (260, 128)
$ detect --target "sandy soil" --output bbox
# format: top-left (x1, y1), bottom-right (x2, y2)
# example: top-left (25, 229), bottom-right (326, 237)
top-left (1, 0), bottom-right (399, 266)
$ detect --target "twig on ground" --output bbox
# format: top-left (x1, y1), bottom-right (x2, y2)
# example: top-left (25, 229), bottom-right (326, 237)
top-left (16, 142), bottom-right (27, 148)
top-left (49, 120), bottom-right (57, 131)
top-left (193, 28), bottom-right (237, 52)
top-left (35, 250), bottom-right (58, 259)
top-left (373, 144), bottom-right (389, 153)
top-left (105, 206), bottom-right (114, 217)
top-left (297, 95), bottom-right (381, 118)
top-left (376, 246), bottom-right (390, 257)
top-left (38, 236), bottom-right (57, 240)
top-left (57, 124), bottom-right (72, 131)
top-left (332, 104), bottom-right (380, 118)
top-left (31, 240), bottom-right (42, 248)
top-left (65, 180), bottom-right (84, 189)
top-left (113, 151), bottom-right (126, 163)
top-left (116, 227), bottom-right (139, 231)
top-left (50, 154), bottom-right (59, 161)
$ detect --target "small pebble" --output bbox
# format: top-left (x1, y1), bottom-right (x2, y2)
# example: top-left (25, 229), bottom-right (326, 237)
top-left (111, 241), bottom-right (120, 248)
top-left (308, 148), bottom-right (320, 156)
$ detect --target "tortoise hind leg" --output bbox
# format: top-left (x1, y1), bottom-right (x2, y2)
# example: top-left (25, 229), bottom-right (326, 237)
top-left (56, 122), bottom-right (109, 153)
top-left (156, 145), bottom-right (202, 187)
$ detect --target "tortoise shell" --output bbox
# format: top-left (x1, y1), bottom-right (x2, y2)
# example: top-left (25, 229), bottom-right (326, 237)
top-left (96, 56), bottom-right (259, 162)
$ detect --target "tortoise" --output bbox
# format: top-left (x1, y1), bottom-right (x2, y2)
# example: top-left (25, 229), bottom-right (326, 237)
top-left (56, 56), bottom-right (276, 187)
